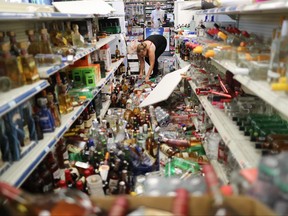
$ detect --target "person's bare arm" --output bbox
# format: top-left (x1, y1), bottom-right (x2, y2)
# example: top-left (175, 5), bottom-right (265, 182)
top-left (145, 48), bottom-right (156, 81)
top-left (138, 53), bottom-right (145, 79)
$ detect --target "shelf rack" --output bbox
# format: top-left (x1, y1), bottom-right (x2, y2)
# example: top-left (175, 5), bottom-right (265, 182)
top-left (209, 58), bottom-right (288, 120)
top-left (0, 58), bottom-right (125, 187)
top-left (194, 0), bottom-right (288, 14)
top-left (0, 80), bottom-right (49, 118)
top-left (38, 35), bottom-right (117, 78)
top-left (0, 11), bottom-right (94, 21)
top-left (175, 54), bottom-right (260, 170)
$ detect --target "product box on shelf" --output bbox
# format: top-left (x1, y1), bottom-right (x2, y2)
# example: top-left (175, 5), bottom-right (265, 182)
top-left (71, 66), bottom-right (101, 88)
top-left (99, 44), bottom-right (112, 71)
top-left (72, 54), bottom-right (92, 67)
top-left (92, 195), bottom-right (276, 216)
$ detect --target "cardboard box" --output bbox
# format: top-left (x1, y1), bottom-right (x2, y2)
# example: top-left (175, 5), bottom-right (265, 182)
top-left (99, 44), bottom-right (112, 71)
top-left (91, 195), bottom-right (276, 216)
top-left (72, 54), bottom-right (92, 67)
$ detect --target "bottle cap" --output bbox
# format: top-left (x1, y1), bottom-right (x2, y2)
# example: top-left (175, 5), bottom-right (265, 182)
top-left (0, 31), bottom-right (4, 37)
top-left (6, 31), bottom-right (15, 37)
top-left (18, 41), bottom-right (28, 49)
top-left (1, 42), bottom-right (10, 52)
top-left (281, 20), bottom-right (288, 37)
top-left (37, 97), bottom-right (48, 106)
top-left (40, 28), bottom-right (48, 34)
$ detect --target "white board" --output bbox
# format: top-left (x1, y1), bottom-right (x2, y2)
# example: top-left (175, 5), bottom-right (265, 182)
top-left (139, 65), bottom-right (190, 107)
top-left (53, 0), bottom-right (116, 15)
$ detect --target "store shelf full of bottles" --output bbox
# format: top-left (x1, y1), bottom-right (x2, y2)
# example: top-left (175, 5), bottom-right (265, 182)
top-left (0, 13), bottom-right (127, 187)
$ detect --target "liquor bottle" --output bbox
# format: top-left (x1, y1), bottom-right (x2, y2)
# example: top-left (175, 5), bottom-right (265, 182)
top-left (83, 108), bottom-right (92, 129)
top-left (18, 41), bottom-right (40, 84)
top-left (37, 97), bottom-right (55, 133)
top-left (88, 104), bottom-right (97, 120)
top-left (260, 140), bottom-right (288, 155)
top-left (21, 101), bottom-right (37, 145)
top-left (55, 139), bottom-right (69, 169)
top-left (47, 92), bottom-right (61, 127)
top-left (45, 152), bottom-right (61, 188)
top-left (58, 84), bottom-right (74, 114)
top-left (49, 22), bottom-right (67, 47)
top-left (39, 28), bottom-right (53, 54)
top-left (33, 114), bottom-right (44, 140)
top-left (0, 182), bottom-right (96, 216)
top-left (65, 169), bottom-right (75, 189)
top-left (72, 24), bottom-right (85, 47)
top-left (108, 164), bottom-right (120, 194)
top-left (118, 181), bottom-right (127, 195)
top-left (115, 45), bottom-right (120, 60)
top-left (0, 42), bottom-right (25, 89)
top-left (64, 21), bottom-right (73, 45)
top-left (38, 163), bottom-right (54, 193)
top-left (159, 136), bottom-right (202, 148)
top-left (160, 144), bottom-right (178, 157)
top-left (7, 31), bottom-right (20, 56)
top-left (26, 29), bottom-right (39, 56)
top-left (0, 31), bottom-right (5, 45)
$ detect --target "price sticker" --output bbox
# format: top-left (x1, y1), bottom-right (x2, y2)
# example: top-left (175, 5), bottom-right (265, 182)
top-left (44, 146), bottom-right (50, 153)
top-left (8, 100), bottom-right (17, 108)
top-left (35, 85), bottom-right (41, 91)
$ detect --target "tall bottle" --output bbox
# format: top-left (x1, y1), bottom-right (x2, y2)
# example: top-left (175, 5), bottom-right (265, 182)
top-left (39, 28), bottom-right (53, 54)
top-left (115, 45), bottom-right (120, 60)
top-left (64, 21), bottom-right (73, 45)
top-left (7, 31), bottom-right (20, 56)
top-left (18, 42), bottom-right (40, 84)
top-left (58, 84), bottom-right (74, 114)
top-left (267, 19), bottom-right (283, 83)
top-left (46, 92), bottom-right (61, 127)
top-left (0, 42), bottom-right (25, 89)
top-left (37, 97), bottom-right (55, 133)
top-left (26, 29), bottom-right (39, 56)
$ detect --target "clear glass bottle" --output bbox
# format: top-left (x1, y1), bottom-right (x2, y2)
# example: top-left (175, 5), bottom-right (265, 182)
top-left (46, 92), bottom-right (61, 127)
top-left (39, 28), bottom-right (53, 54)
top-left (0, 42), bottom-right (25, 89)
top-left (26, 29), bottom-right (39, 56)
top-left (72, 24), bottom-right (85, 47)
top-left (58, 84), bottom-right (74, 114)
top-left (18, 41), bottom-right (40, 84)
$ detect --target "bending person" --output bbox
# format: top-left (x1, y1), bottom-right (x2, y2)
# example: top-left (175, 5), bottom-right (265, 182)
top-left (137, 34), bottom-right (167, 81)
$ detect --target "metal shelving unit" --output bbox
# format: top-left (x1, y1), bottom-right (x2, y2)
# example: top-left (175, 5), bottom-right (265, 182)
top-left (175, 54), bottom-right (260, 170)
top-left (0, 58), bottom-right (125, 187)
top-left (209, 58), bottom-right (288, 120)
top-left (38, 35), bottom-right (117, 78)
top-left (183, 0), bottom-right (288, 14)
top-left (0, 80), bottom-right (49, 118)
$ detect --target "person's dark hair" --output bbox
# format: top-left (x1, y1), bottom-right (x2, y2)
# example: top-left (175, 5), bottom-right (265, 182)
top-left (137, 42), bottom-right (147, 53)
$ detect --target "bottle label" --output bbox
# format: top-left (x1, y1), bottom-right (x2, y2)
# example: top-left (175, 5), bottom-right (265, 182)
top-left (109, 179), bottom-right (119, 189)
top-left (53, 169), bottom-right (61, 180)
top-left (23, 125), bottom-right (30, 146)
top-left (90, 113), bottom-right (97, 121)
top-left (43, 183), bottom-right (53, 193)
top-left (153, 147), bottom-right (158, 157)
top-left (63, 150), bottom-right (69, 160)
top-left (85, 118), bottom-right (92, 128)
top-left (76, 123), bottom-right (85, 130)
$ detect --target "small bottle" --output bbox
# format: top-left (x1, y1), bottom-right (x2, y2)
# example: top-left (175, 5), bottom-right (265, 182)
top-left (26, 29), bottom-right (39, 56)
top-left (115, 45), bottom-right (120, 60)
top-left (72, 24), bottom-right (85, 47)
top-left (37, 97), bottom-right (55, 133)
top-left (39, 28), bottom-right (53, 54)
top-left (0, 42), bottom-right (25, 89)
top-left (58, 84), bottom-right (74, 114)
top-left (64, 21), bottom-right (73, 45)
top-left (45, 152), bottom-right (61, 188)
top-left (38, 163), bottom-right (54, 193)
top-left (65, 169), bottom-right (75, 189)
top-left (47, 92), bottom-right (61, 127)
top-left (118, 181), bottom-right (127, 194)
top-left (18, 41), bottom-right (40, 84)
top-left (108, 164), bottom-right (120, 194)
top-left (7, 31), bottom-right (20, 56)
top-left (88, 104), bottom-right (97, 120)
top-left (33, 114), bottom-right (44, 140)
top-left (55, 139), bottom-right (69, 169)
top-left (83, 108), bottom-right (92, 129)
top-left (75, 114), bottom-right (85, 130)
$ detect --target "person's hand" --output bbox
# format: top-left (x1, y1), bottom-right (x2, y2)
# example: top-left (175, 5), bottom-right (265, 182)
top-left (139, 73), bottom-right (143, 79)
top-left (145, 76), bottom-right (150, 82)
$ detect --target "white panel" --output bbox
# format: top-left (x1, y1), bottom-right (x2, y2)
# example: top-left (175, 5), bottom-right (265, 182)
top-left (139, 65), bottom-right (190, 107)
top-left (238, 14), bottom-right (286, 40)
